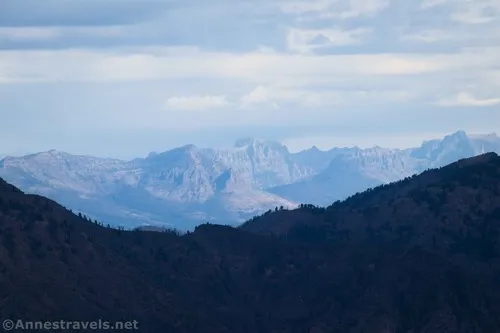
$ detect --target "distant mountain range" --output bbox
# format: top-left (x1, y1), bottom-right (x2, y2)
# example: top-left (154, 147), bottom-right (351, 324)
top-left (269, 131), bottom-right (500, 206)
top-left (2, 153), bottom-right (500, 332)
top-left (1, 131), bottom-right (499, 230)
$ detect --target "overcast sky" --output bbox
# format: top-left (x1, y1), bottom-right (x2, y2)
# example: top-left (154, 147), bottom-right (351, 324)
top-left (1, 0), bottom-right (499, 159)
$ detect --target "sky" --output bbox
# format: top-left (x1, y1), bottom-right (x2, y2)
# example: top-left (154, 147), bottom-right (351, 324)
top-left (1, 0), bottom-right (500, 159)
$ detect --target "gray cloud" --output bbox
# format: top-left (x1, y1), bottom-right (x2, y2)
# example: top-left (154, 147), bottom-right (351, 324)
top-left (0, 0), bottom-right (499, 156)
top-left (0, 0), bottom-right (170, 27)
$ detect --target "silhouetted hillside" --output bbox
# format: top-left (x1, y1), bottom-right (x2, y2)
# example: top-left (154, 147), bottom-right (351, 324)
top-left (242, 153), bottom-right (500, 258)
top-left (1, 153), bottom-right (500, 332)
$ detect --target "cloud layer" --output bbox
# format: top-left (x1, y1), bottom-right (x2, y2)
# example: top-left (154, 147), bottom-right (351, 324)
top-left (0, 0), bottom-right (499, 157)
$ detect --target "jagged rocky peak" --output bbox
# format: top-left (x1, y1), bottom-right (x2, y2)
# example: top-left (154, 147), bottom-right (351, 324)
top-left (234, 137), bottom-right (260, 148)
top-left (413, 129), bottom-right (500, 169)
top-left (147, 151), bottom-right (158, 158)
top-left (32, 149), bottom-right (68, 159)
top-left (417, 131), bottom-right (469, 147)
top-left (179, 144), bottom-right (198, 151)
top-left (233, 137), bottom-right (288, 151)
top-left (443, 130), bottom-right (469, 142)
top-left (297, 145), bottom-right (325, 155)
top-left (438, 131), bottom-right (483, 155)
top-left (1, 149), bottom-right (68, 167)
top-left (8, 149), bottom-right (116, 165)
top-left (355, 146), bottom-right (395, 156)
top-left (163, 144), bottom-right (199, 155)
top-left (147, 144), bottom-right (202, 164)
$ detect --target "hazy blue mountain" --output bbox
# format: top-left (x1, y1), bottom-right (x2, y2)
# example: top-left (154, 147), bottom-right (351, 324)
top-left (269, 131), bottom-right (500, 206)
top-left (0, 139), bottom-right (310, 230)
top-left (290, 146), bottom-right (353, 175)
top-left (1, 131), bottom-right (498, 230)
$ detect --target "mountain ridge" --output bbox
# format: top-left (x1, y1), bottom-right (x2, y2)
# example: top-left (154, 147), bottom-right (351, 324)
top-left (1, 131), bottom-right (499, 230)
top-left (268, 131), bottom-right (500, 206)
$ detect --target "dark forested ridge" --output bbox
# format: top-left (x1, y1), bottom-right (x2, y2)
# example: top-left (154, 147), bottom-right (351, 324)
top-left (1, 153), bottom-right (500, 332)
top-left (242, 152), bottom-right (500, 252)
